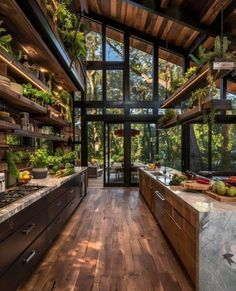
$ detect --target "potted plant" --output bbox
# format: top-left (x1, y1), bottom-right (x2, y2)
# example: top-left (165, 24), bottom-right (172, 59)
top-left (30, 148), bottom-right (49, 179)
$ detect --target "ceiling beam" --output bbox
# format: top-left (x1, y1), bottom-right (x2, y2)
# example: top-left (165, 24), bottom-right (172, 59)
top-left (188, 33), bottom-right (208, 54)
top-left (122, 0), bottom-right (219, 36)
top-left (83, 11), bottom-right (188, 57)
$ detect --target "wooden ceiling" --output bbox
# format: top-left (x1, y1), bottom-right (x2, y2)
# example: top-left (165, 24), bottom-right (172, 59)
top-left (75, 0), bottom-right (236, 65)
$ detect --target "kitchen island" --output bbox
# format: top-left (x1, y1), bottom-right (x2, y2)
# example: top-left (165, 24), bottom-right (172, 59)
top-left (139, 168), bottom-right (236, 291)
top-left (0, 168), bottom-right (87, 291)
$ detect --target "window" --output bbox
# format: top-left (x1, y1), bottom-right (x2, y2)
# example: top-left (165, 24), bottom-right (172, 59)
top-left (190, 124), bottom-right (209, 172)
top-left (159, 126), bottom-right (181, 170)
top-left (130, 108), bottom-right (153, 115)
top-left (105, 108), bottom-right (124, 114)
top-left (86, 70), bottom-right (103, 101)
top-left (129, 38), bottom-right (153, 101)
top-left (74, 91), bottom-right (81, 101)
top-left (83, 19), bottom-right (102, 61)
top-left (74, 108), bottom-right (81, 141)
top-left (158, 53), bottom-right (183, 103)
top-left (87, 108), bottom-right (103, 115)
top-left (106, 28), bottom-right (124, 61)
top-left (212, 124), bottom-right (236, 171)
top-left (227, 80), bottom-right (236, 114)
top-left (106, 70), bottom-right (123, 101)
top-left (88, 122), bottom-right (104, 165)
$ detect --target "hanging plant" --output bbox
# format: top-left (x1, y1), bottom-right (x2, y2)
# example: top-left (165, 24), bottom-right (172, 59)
top-left (158, 109), bottom-right (177, 127)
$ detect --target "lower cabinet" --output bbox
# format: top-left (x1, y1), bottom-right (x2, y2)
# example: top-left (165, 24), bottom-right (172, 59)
top-left (139, 169), bottom-right (198, 286)
top-left (0, 170), bottom-right (87, 290)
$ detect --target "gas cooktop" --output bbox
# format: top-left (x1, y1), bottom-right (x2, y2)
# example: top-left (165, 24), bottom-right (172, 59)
top-left (0, 184), bottom-right (45, 209)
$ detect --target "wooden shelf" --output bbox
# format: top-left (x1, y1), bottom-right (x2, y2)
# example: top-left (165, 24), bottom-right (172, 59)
top-left (0, 0), bottom-right (80, 92)
top-left (161, 64), bottom-right (230, 109)
top-left (0, 120), bottom-right (21, 131)
top-left (34, 112), bottom-right (69, 127)
top-left (0, 84), bottom-right (47, 114)
top-left (13, 129), bottom-right (67, 141)
top-left (0, 47), bottom-right (48, 92)
top-left (162, 99), bottom-right (231, 128)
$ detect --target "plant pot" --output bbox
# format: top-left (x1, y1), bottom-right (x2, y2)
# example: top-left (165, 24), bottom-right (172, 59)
top-left (32, 167), bottom-right (48, 179)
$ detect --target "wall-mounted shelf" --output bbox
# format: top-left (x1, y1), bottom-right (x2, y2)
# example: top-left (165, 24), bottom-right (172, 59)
top-left (34, 111), bottom-right (69, 127)
top-left (13, 129), bottom-right (67, 141)
top-left (161, 64), bottom-right (230, 109)
top-left (162, 99), bottom-right (231, 128)
top-left (0, 0), bottom-right (81, 92)
top-left (0, 120), bottom-right (21, 131)
top-left (0, 84), bottom-right (47, 114)
top-left (0, 47), bottom-right (48, 92)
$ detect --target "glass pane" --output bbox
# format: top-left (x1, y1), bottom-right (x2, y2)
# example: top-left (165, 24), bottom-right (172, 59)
top-left (227, 80), bottom-right (236, 114)
top-left (106, 28), bottom-right (124, 61)
top-left (74, 91), bottom-right (81, 101)
top-left (6, 134), bottom-right (20, 146)
top-left (74, 144), bottom-right (81, 165)
top-left (106, 70), bottom-right (123, 101)
top-left (105, 123), bottom-right (124, 184)
top-left (83, 19), bottom-right (102, 61)
top-left (87, 108), bottom-right (103, 115)
top-left (158, 54), bottom-right (183, 103)
top-left (106, 108), bottom-right (124, 114)
top-left (74, 108), bottom-right (81, 142)
top-left (86, 70), bottom-right (103, 101)
top-left (130, 108), bottom-right (153, 115)
top-left (129, 37), bottom-right (153, 101)
top-left (131, 123), bottom-right (157, 183)
top-left (190, 124), bottom-right (209, 172)
top-left (212, 124), bottom-right (236, 171)
top-left (88, 122), bottom-right (104, 166)
top-left (159, 126), bottom-right (181, 170)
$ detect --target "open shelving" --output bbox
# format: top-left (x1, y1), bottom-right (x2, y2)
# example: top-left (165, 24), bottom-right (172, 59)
top-left (0, 0), bottom-right (84, 92)
top-left (0, 84), bottom-right (47, 114)
top-left (162, 99), bottom-right (232, 129)
top-left (0, 120), bottom-right (21, 131)
top-left (161, 64), bottom-right (230, 109)
top-left (13, 129), bottom-right (67, 141)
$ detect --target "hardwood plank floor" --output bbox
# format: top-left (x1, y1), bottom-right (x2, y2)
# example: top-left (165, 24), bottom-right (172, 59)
top-left (19, 186), bottom-right (194, 291)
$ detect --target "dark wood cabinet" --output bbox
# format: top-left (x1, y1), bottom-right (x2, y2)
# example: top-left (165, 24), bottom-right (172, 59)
top-left (139, 169), bottom-right (198, 286)
top-left (0, 170), bottom-right (87, 291)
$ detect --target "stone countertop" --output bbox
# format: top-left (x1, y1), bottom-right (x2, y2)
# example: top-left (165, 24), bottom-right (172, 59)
top-left (141, 168), bottom-right (236, 213)
top-left (0, 167), bottom-right (87, 224)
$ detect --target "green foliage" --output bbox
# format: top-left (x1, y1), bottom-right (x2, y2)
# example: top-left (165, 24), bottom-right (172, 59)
top-left (48, 155), bottom-right (63, 172)
top-left (23, 83), bottom-right (59, 105)
top-left (65, 105), bottom-right (72, 123)
top-left (60, 90), bottom-right (71, 104)
top-left (0, 21), bottom-right (12, 52)
top-left (6, 151), bottom-right (19, 179)
top-left (62, 151), bottom-right (78, 164)
top-left (158, 109), bottom-right (177, 127)
top-left (46, 1), bottom-right (87, 61)
top-left (14, 151), bottom-right (31, 164)
top-left (170, 66), bottom-right (198, 93)
top-left (30, 148), bottom-right (49, 168)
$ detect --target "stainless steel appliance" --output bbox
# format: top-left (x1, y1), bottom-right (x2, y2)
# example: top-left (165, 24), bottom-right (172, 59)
top-left (0, 173), bottom-right (5, 194)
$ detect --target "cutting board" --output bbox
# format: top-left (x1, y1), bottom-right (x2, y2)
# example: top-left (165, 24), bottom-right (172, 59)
top-left (205, 191), bottom-right (236, 202)
top-left (182, 181), bottom-right (211, 191)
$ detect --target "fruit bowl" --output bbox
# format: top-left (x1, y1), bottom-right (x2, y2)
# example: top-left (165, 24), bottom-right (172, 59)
top-left (18, 171), bottom-right (32, 184)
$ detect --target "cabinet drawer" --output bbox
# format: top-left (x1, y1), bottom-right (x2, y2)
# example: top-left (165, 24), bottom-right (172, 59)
top-left (166, 191), bottom-right (198, 229)
top-left (0, 229), bottom-right (48, 291)
top-left (47, 192), bottom-right (68, 222)
top-left (0, 207), bottom-right (48, 277)
top-left (164, 211), bottom-right (196, 284)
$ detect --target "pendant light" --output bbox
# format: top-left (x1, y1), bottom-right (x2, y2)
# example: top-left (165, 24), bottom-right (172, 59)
top-left (213, 0), bottom-right (236, 70)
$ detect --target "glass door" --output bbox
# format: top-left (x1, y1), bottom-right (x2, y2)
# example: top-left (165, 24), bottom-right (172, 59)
top-left (130, 123), bottom-right (158, 184)
top-left (104, 123), bottom-right (124, 185)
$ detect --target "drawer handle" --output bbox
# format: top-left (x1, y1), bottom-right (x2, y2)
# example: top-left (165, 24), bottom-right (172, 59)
top-left (56, 201), bottom-right (62, 207)
top-left (22, 223), bottom-right (36, 235)
top-left (155, 191), bottom-right (165, 201)
top-left (23, 250), bottom-right (36, 264)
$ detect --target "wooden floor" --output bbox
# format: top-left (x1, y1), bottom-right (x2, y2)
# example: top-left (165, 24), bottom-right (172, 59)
top-left (20, 184), bottom-right (194, 291)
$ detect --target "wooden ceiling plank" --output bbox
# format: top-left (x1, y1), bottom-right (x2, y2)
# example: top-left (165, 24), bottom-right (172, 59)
top-left (200, 0), bottom-right (233, 25)
top-left (111, 0), bottom-right (117, 18)
top-left (161, 0), bottom-right (170, 9)
top-left (121, 0), bottom-right (218, 36)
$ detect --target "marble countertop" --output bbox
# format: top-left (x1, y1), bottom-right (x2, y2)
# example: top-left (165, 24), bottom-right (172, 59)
top-left (142, 168), bottom-right (236, 213)
top-left (0, 167), bottom-right (87, 224)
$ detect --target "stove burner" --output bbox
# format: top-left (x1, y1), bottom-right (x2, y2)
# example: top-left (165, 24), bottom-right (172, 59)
top-left (0, 185), bottom-right (45, 209)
